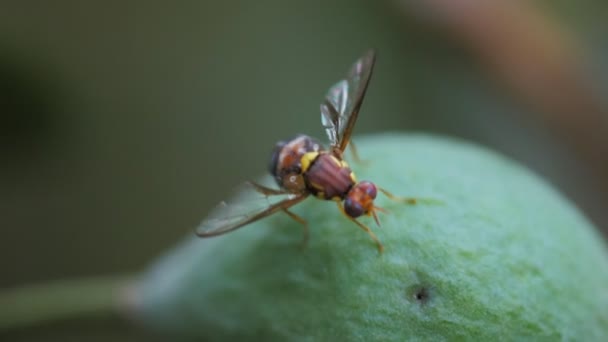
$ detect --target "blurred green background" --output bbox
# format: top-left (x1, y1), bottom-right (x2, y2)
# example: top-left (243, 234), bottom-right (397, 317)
top-left (1, 1), bottom-right (607, 340)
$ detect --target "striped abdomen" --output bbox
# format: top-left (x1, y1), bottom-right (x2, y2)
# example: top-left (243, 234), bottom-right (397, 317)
top-left (303, 152), bottom-right (355, 200)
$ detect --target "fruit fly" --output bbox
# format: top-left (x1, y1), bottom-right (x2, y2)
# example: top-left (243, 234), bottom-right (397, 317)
top-left (196, 50), bottom-right (411, 252)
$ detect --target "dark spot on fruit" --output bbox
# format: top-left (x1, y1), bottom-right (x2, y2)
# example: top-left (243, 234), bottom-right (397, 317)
top-left (415, 287), bottom-right (429, 302)
top-left (406, 284), bottom-right (432, 306)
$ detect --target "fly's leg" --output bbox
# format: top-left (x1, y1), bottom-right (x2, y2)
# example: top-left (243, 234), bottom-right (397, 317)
top-left (351, 217), bottom-right (384, 253)
top-left (248, 181), bottom-right (288, 195)
top-left (348, 140), bottom-right (368, 165)
top-left (283, 208), bottom-right (309, 249)
top-left (337, 202), bottom-right (384, 253)
top-left (379, 187), bottom-right (417, 205)
top-left (249, 181), bottom-right (309, 248)
top-left (379, 187), bottom-right (444, 206)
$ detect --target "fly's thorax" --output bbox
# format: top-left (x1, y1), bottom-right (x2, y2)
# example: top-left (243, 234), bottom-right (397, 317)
top-left (300, 151), bottom-right (320, 173)
top-left (269, 134), bottom-right (324, 192)
top-left (303, 152), bottom-right (356, 200)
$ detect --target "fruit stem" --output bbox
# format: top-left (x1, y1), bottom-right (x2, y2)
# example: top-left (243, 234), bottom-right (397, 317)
top-left (0, 274), bottom-right (136, 331)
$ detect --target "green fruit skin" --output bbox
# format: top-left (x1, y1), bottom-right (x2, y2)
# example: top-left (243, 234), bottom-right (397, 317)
top-left (137, 134), bottom-right (608, 341)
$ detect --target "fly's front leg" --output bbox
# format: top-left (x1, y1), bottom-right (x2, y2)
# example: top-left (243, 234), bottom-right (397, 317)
top-left (379, 187), bottom-right (444, 206)
top-left (336, 202), bottom-right (384, 253)
top-left (248, 181), bottom-right (288, 196)
top-left (379, 187), bottom-right (417, 205)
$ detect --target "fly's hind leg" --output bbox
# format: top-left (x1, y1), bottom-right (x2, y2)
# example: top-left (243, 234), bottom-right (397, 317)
top-left (283, 208), bottom-right (309, 250)
top-left (249, 182), bottom-right (310, 248)
top-left (348, 140), bottom-right (368, 165)
top-left (337, 202), bottom-right (384, 253)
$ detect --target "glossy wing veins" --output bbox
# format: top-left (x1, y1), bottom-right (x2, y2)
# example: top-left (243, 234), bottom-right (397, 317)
top-left (321, 49), bottom-right (376, 152)
top-left (196, 182), bottom-right (308, 237)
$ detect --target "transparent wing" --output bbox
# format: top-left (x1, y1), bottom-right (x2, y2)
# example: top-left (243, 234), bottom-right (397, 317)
top-left (321, 49), bottom-right (376, 152)
top-left (196, 182), bottom-right (308, 237)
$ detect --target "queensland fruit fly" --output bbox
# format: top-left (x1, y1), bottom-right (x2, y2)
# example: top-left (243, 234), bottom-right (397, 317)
top-left (196, 50), bottom-right (413, 252)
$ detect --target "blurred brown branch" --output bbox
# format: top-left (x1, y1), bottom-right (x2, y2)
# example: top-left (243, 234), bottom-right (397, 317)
top-left (395, 0), bottom-right (608, 209)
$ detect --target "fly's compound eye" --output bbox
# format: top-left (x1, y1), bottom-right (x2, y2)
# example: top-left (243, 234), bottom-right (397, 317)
top-left (359, 181), bottom-right (377, 199)
top-left (344, 197), bottom-right (364, 218)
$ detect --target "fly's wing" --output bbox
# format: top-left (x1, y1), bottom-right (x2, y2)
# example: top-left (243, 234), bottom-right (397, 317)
top-left (321, 49), bottom-right (376, 152)
top-left (196, 182), bottom-right (308, 237)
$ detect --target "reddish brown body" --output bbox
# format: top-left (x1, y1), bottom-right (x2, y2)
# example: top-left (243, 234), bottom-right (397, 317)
top-left (269, 135), bottom-right (323, 193)
top-left (269, 134), bottom-right (377, 220)
top-left (304, 153), bottom-right (354, 200)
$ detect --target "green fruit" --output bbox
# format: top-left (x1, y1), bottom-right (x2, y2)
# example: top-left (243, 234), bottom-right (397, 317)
top-left (136, 134), bottom-right (608, 340)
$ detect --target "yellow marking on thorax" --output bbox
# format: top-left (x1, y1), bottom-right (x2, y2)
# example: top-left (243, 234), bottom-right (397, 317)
top-left (300, 152), bottom-right (320, 172)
